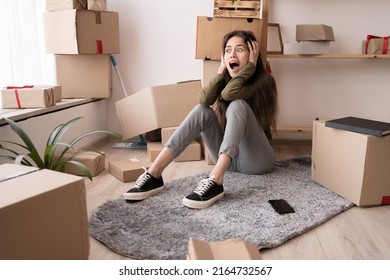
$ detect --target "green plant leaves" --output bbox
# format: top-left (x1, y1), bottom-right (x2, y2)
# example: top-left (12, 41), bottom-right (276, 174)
top-left (1, 116), bottom-right (121, 180)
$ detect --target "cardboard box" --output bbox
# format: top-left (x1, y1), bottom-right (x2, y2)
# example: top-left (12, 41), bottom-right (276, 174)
top-left (55, 151), bottom-right (105, 177)
top-left (46, 0), bottom-right (87, 11)
top-left (175, 141), bottom-right (202, 162)
top-left (363, 38), bottom-right (390, 54)
top-left (147, 142), bottom-right (163, 162)
top-left (196, 16), bottom-right (264, 60)
top-left (44, 9), bottom-right (119, 54)
top-left (298, 41), bottom-right (331, 54)
top-left (88, 0), bottom-right (107, 11)
top-left (56, 54), bottom-right (112, 98)
top-left (0, 164), bottom-right (89, 259)
top-left (296, 24), bottom-right (335, 41)
top-left (108, 160), bottom-right (151, 183)
top-left (187, 237), bottom-right (261, 260)
top-left (1, 85), bottom-right (57, 108)
top-left (115, 80), bottom-right (201, 140)
top-left (161, 127), bottom-right (202, 162)
top-left (312, 120), bottom-right (390, 206)
top-left (35, 85), bottom-right (62, 102)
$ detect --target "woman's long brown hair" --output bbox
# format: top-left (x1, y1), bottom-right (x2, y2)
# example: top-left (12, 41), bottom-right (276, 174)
top-left (214, 30), bottom-right (278, 136)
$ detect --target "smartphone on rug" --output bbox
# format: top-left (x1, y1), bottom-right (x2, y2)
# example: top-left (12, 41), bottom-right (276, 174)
top-left (268, 199), bottom-right (295, 215)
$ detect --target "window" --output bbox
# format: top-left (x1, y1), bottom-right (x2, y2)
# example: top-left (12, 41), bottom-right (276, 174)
top-left (0, 0), bottom-right (55, 107)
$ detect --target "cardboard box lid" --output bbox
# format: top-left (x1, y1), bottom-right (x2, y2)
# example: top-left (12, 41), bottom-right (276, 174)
top-left (296, 24), bottom-right (335, 41)
top-left (187, 237), bottom-right (261, 260)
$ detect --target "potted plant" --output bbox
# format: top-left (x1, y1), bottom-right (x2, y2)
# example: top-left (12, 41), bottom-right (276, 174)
top-left (0, 116), bottom-right (121, 180)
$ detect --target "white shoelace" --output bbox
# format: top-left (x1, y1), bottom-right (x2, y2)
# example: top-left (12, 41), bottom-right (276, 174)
top-left (194, 176), bottom-right (216, 196)
top-left (135, 167), bottom-right (150, 188)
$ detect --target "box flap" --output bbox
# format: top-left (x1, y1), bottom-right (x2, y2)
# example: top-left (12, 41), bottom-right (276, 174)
top-left (187, 237), bottom-right (261, 260)
top-left (0, 164), bottom-right (38, 183)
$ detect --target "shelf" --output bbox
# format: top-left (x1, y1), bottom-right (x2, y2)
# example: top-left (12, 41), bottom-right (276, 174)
top-left (268, 54), bottom-right (390, 59)
top-left (0, 98), bottom-right (101, 126)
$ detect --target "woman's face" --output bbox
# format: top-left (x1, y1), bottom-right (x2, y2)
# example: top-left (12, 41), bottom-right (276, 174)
top-left (223, 35), bottom-right (250, 77)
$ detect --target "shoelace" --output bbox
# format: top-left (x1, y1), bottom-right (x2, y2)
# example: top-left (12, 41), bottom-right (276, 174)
top-left (135, 167), bottom-right (150, 188)
top-left (194, 176), bottom-right (216, 196)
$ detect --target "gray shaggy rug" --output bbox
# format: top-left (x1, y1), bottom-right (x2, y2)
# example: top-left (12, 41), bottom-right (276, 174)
top-left (89, 157), bottom-right (354, 259)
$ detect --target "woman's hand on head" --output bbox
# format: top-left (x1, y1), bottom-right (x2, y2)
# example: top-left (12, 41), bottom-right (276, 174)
top-left (217, 53), bottom-right (227, 75)
top-left (248, 40), bottom-right (259, 67)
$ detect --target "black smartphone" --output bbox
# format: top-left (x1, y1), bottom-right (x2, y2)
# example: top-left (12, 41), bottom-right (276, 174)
top-left (268, 199), bottom-right (295, 214)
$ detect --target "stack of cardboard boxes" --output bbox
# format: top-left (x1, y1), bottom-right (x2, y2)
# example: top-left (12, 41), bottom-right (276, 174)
top-left (44, 0), bottom-right (119, 98)
top-left (284, 24), bottom-right (335, 55)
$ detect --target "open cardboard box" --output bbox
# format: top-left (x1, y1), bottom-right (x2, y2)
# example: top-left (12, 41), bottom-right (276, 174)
top-left (187, 237), bottom-right (261, 260)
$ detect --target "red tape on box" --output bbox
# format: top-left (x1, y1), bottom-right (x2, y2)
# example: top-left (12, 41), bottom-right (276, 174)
top-left (382, 196), bottom-right (390, 205)
top-left (365, 35), bottom-right (390, 54)
top-left (96, 40), bottom-right (103, 54)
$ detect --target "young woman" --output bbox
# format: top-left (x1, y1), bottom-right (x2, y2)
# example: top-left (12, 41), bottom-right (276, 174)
top-left (123, 30), bottom-right (278, 209)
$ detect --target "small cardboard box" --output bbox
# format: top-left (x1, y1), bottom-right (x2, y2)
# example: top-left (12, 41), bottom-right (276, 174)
top-left (312, 120), bottom-right (390, 206)
top-left (35, 85), bottom-right (62, 102)
top-left (44, 9), bottom-right (119, 54)
top-left (298, 41), bottom-right (331, 54)
top-left (296, 24), bottom-right (335, 41)
top-left (115, 80), bottom-right (201, 140)
top-left (108, 160), bottom-right (151, 183)
top-left (0, 164), bottom-right (89, 259)
top-left (55, 151), bottom-right (105, 177)
top-left (187, 237), bottom-right (261, 260)
top-left (1, 85), bottom-right (57, 108)
top-left (196, 16), bottom-right (264, 60)
top-left (46, 0), bottom-right (87, 11)
top-left (363, 38), bottom-right (390, 54)
top-left (56, 54), bottom-right (112, 98)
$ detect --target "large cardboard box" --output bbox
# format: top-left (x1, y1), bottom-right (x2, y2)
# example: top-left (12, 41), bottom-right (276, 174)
top-left (44, 9), bottom-right (119, 54)
top-left (196, 16), bottom-right (264, 60)
top-left (312, 120), bottom-right (390, 206)
top-left (0, 164), bottom-right (89, 259)
top-left (46, 0), bottom-right (87, 11)
top-left (115, 80), bottom-right (201, 140)
top-left (56, 54), bottom-right (112, 98)
top-left (296, 24), bottom-right (335, 41)
top-left (1, 85), bottom-right (58, 108)
top-left (187, 237), bottom-right (261, 260)
top-left (108, 160), bottom-right (151, 183)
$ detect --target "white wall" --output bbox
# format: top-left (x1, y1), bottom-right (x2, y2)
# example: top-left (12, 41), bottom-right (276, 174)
top-left (106, 0), bottom-right (390, 136)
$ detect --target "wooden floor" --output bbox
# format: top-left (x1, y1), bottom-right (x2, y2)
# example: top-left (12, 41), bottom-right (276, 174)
top-left (85, 139), bottom-right (390, 260)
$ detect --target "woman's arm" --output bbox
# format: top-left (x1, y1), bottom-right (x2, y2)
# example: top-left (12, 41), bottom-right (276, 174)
top-left (220, 62), bottom-right (256, 101)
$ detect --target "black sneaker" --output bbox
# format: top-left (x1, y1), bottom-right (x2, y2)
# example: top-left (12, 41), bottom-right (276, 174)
top-left (123, 169), bottom-right (164, 201)
top-left (182, 176), bottom-right (224, 209)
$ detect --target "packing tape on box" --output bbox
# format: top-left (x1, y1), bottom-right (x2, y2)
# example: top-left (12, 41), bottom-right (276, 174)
top-left (365, 34), bottom-right (390, 54)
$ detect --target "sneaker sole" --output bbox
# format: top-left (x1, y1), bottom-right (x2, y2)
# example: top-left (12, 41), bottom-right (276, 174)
top-left (123, 186), bottom-right (165, 201)
top-left (182, 192), bottom-right (224, 209)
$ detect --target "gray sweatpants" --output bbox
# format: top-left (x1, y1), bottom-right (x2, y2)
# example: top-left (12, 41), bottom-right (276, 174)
top-left (165, 99), bottom-right (275, 175)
